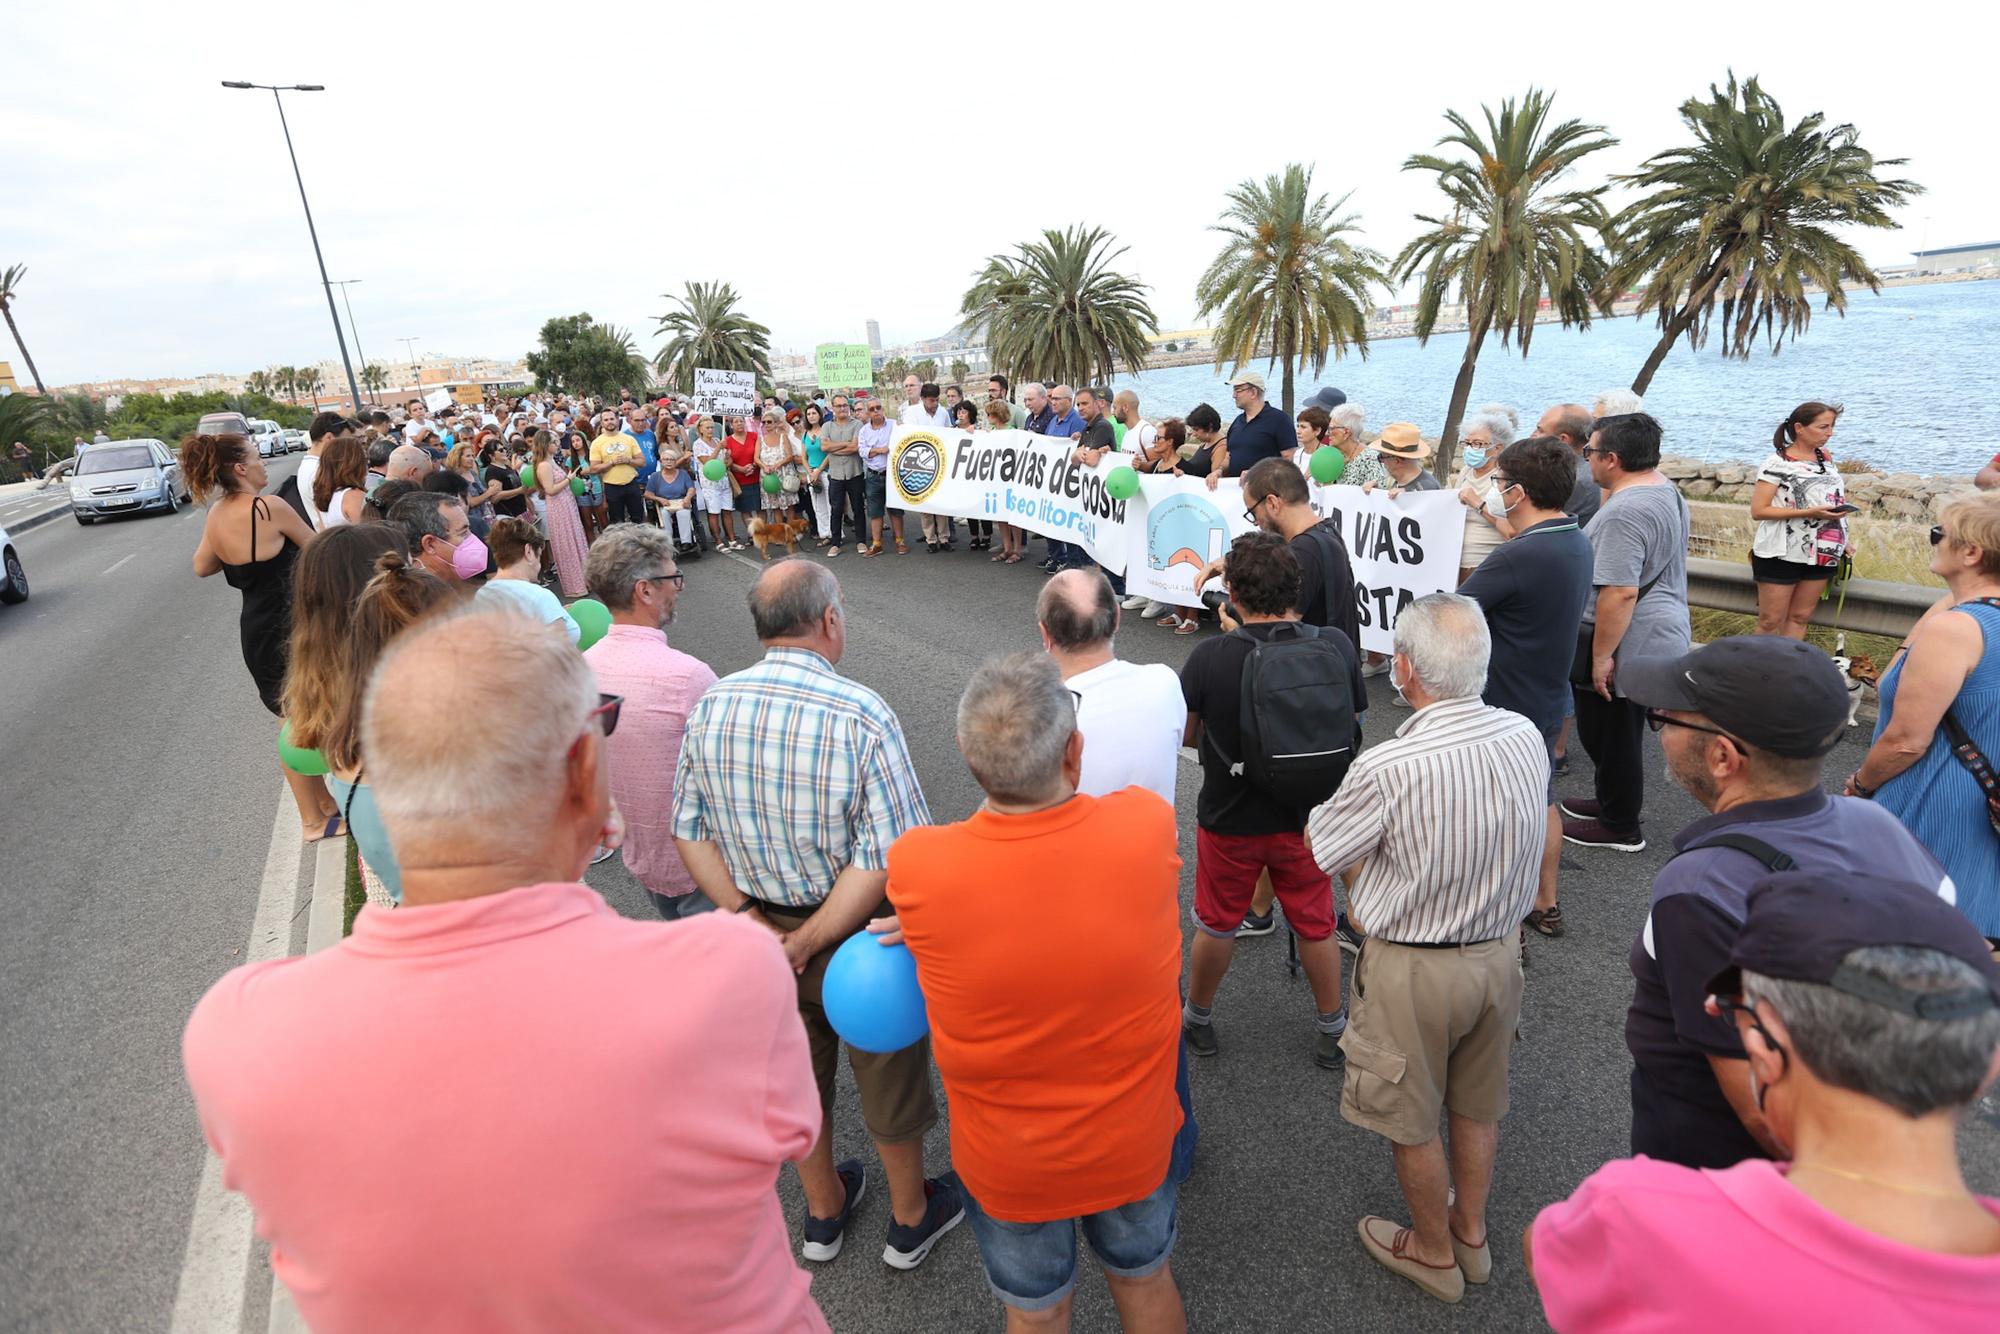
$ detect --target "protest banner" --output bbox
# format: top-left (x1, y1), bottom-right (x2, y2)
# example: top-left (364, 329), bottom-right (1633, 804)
top-left (451, 383), bottom-right (483, 406)
top-left (888, 427), bottom-right (1132, 570)
top-left (814, 344), bottom-right (873, 389)
top-left (692, 368), bottom-right (757, 417)
top-left (423, 387), bottom-right (453, 412)
top-left (1120, 476), bottom-right (1464, 654)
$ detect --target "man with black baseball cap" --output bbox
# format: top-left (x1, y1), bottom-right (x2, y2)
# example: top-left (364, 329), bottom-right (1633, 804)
top-left (1616, 636), bottom-right (1956, 1170)
top-left (1530, 872), bottom-right (2000, 1326)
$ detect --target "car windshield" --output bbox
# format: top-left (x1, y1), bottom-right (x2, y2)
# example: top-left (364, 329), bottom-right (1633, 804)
top-left (78, 447), bottom-right (156, 475)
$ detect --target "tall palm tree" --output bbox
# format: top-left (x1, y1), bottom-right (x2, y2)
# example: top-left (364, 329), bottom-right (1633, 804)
top-left (272, 366), bottom-right (296, 405)
top-left (1395, 90), bottom-right (1617, 478)
top-left (304, 369), bottom-right (325, 410)
top-left (245, 370), bottom-right (272, 399)
top-left (1609, 75), bottom-right (1921, 396)
top-left (652, 282), bottom-right (772, 392)
top-left (912, 358), bottom-right (939, 384)
top-left (959, 225), bottom-right (1157, 390)
top-left (949, 358), bottom-right (970, 384)
top-left (360, 363), bottom-right (388, 401)
top-left (876, 356), bottom-right (910, 391)
top-left (0, 264), bottom-right (48, 394)
top-left (1196, 163), bottom-right (1389, 415)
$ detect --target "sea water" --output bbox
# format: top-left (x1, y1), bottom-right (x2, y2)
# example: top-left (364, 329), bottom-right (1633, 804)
top-left (1114, 277), bottom-right (2000, 475)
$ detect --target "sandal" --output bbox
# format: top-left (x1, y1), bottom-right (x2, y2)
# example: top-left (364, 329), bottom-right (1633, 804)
top-left (1525, 905), bottom-right (1566, 938)
top-left (1172, 616), bottom-right (1201, 635)
top-left (303, 813), bottom-right (347, 844)
top-left (990, 549), bottom-right (1007, 562)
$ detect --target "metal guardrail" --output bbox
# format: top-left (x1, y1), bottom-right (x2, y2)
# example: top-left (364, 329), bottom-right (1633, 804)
top-left (1686, 556), bottom-right (1937, 639)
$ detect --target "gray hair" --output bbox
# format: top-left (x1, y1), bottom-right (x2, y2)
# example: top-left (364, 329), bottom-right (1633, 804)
top-left (363, 606), bottom-right (595, 830)
top-left (956, 652), bottom-right (1073, 804)
top-left (1051, 384), bottom-right (1074, 399)
top-left (748, 559), bottom-right (840, 640)
top-left (586, 523), bottom-right (677, 611)
top-left (1475, 402), bottom-right (1522, 435)
top-left (1023, 381), bottom-right (1047, 399)
top-left (1462, 410), bottom-right (1517, 449)
top-left (1038, 569), bottom-right (1117, 650)
top-left (1744, 946), bottom-right (2000, 1118)
top-left (1392, 592), bottom-right (1490, 700)
top-left (1329, 403), bottom-right (1366, 437)
top-left (1593, 388), bottom-right (1644, 418)
top-left (387, 491), bottom-right (461, 548)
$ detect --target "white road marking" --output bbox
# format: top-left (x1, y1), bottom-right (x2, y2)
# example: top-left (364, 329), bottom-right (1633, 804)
top-left (168, 786), bottom-right (304, 1334)
top-left (102, 553), bottom-right (136, 576)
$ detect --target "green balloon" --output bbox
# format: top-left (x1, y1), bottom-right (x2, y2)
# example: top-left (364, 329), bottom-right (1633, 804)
top-left (703, 458), bottom-right (728, 481)
top-left (569, 476), bottom-right (587, 496)
top-left (279, 720), bottom-right (329, 776)
top-left (570, 598), bottom-right (612, 650)
top-left (1105, 465), bottom-right (1140, 501)
top-left (1309, 447), bottom-right (1347, 485)
top-left (761, 472), bottom-right (783, 494)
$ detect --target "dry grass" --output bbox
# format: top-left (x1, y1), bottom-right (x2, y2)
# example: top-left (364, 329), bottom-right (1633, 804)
top-left (1686, 502), bottom-right (1943, 588)
top-left (1689, 606), bottom-right (1901, 667)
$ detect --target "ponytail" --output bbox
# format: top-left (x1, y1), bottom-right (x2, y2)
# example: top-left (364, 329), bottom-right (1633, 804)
top-left (1776, 400), bottom-right (1842, 469)
top-left (322, 550), bottom-right (453, 773)
top-left (179, 433), bottom-right (251, 504)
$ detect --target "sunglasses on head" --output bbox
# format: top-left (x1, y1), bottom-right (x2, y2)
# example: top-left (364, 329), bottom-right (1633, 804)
top-left (1930, 524), bottom-right (1946, 546)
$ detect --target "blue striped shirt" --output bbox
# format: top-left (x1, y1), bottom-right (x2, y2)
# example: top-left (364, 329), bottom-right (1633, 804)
top-left (672, 647), bottom-right (931, 907)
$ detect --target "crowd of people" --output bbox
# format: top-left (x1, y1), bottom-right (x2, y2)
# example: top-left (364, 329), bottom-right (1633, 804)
top-left (171, 367), bottom-right (2000, 1331)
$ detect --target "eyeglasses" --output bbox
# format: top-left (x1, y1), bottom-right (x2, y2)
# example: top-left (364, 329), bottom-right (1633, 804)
top-left (1930, 524), bottom-right (1946, 546)
top-left (1242, 496), bottom-right (1270, 524)
top-left (1644, 709), bottom-right (1742, 751)
top-left (1708, 993), bottom-right (1789, 1074)
top-left (641, 570), bottom-right (685, 590)
top-left (584, 692), bottom-right (623, 739)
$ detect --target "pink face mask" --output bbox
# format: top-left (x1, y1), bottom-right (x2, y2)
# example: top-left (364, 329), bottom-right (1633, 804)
top-left (449, 530), bottom-right (489, 579)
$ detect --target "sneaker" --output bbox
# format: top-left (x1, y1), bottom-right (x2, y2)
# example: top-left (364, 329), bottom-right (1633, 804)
top-left (590, 843), bottom-right (618, 865)
top-left (1237, 908), bottom-right (1276, 937)
top-left (1335, 918), bottom-right (1365, 956)
top-left (1551, 753), bottom-right (1570, 777)
top-left (1140, 599), bottom-right (1166, 619)
top-left (1392, 693), bottom-right (1413, 709)
top-left (1562, 817), bottom-right (1647, 853)
top-left (1040, 558), bottom-right (1059, 573)
top-left (1183, 1019), bottom-right (1217, 1058)
top-left (801, 1159), bottom-right (867, 1263)
top-left (1360, 658), bottom-right (1392, 678)
top-left (882, 1176), bottom-right (965, 1270)
top-left (1556, 796), bottom-right (1601, 821)
top-left (1314, 1029), bottom-right (1347, 1071)
top-left (1120, 593), bottom-right (1149, 611)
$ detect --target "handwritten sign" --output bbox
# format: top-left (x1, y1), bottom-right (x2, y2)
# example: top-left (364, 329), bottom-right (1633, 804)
top-left (452, 383), bottom-right (484, 406)
top-left (692, 368), bottom-right (757, 417)
top-left (814, 344), bottom-right (874, 389)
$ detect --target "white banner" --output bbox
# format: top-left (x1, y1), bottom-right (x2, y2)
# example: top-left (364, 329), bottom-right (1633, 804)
top-left (423, 387), bottom-right (453, 412)
top-left (692, 367), bottom-right (756, 417)
top-left (889, 428), bottom-right (1133, 570)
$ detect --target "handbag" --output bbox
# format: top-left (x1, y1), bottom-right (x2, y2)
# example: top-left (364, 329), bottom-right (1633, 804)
top-left (1572, 567), bottom-right (1669, 688)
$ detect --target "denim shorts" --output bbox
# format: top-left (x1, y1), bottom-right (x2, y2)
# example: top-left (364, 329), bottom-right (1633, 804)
top-left (864, 469), bottom-right (889, 518)
top-left (962, 1175), bottom-right (1178, 1312)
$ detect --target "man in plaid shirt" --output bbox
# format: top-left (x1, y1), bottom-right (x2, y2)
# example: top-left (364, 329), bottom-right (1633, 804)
top-left (674, 560), bottom-right (965, 1273)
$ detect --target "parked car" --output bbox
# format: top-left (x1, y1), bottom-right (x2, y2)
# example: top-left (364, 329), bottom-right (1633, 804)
top-left (195, 411), bottom-right (256, 451)
top-left (282, 428), bottom-right (308, 452)
top-left (248, 419), bottom-right (287, 457)
top-left (0, 518), bottom-right (26, 605)
top-left (70, 439), bottom-right (188, 524)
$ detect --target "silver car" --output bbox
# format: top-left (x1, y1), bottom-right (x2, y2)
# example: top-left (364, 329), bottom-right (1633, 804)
top-left (70, 439), bottom-right (188, 524)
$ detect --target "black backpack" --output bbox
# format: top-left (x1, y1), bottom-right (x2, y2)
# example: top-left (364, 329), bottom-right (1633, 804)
top-left (1210, 622), bottom-right (1358, 807)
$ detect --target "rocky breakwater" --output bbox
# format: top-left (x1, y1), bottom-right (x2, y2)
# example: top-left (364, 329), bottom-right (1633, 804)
top-left (1659, 454), bottom-right (1975, 520)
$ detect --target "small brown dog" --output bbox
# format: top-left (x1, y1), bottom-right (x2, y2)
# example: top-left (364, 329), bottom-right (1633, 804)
top-left (748, 514), bottom-right (810, 560)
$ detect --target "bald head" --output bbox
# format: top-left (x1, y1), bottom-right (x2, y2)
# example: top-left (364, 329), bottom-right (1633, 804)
top-left (1037, 568), bottom-right (1118, 652)
top-left (386, 443), bottom-right (434, 483)
top-left (1537, 403), bottom-right (1593, 449)
top-left (362, 607), bottom-right (598, 846)
top-left (748, 559), bottom-right (842, 649)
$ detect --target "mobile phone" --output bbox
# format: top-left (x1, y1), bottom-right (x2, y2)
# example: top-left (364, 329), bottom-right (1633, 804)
top-left (1827, 502), bottom-right (1859, 514)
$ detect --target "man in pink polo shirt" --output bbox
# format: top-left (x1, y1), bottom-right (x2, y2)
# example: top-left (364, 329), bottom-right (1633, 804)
top-left (182, 607), bottom-right (828, 1333)
top-left (584, 523), bottom-right (718, 920)
top-left (1529, 872), bottom-right (2000, 1329)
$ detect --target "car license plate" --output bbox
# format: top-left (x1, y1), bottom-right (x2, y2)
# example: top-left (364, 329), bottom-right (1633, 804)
top-left (103, 497), bottom-right (136, 508)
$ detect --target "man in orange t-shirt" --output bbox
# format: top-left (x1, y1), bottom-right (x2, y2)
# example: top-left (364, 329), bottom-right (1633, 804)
top-left (886, 651), bottom-right (1187, 1329)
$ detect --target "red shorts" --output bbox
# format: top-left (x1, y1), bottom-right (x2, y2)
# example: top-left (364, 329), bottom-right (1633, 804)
top-left (1194, 828), bottom-right (1334, 941)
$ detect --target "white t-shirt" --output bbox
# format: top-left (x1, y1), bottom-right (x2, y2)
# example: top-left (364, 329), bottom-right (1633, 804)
top-left (474, 578), bottom-right (582, 645)
top-left (1120, 419), bottom-right (1157, 457)
top-left (296, 454), bottom-right (322, 529)
top-left (1752, 454), bottom-right (1847, 565)
top-left (901, 404), bottom-right (953, 430)
top-left (1067, 657), bottom-right (1184, 807)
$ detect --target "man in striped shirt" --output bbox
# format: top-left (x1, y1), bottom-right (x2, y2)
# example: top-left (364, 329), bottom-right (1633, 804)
top-left (1305, 592), bottom-right (1547, 1305)
top-left (672, 560), bottom-right (966, 1273)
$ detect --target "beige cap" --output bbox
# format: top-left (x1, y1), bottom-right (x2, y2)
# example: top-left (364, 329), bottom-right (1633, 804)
top-left (1372, 422), bottom-right (1431, 459)
top-left (1225, 369), bottom-right (1266, 392)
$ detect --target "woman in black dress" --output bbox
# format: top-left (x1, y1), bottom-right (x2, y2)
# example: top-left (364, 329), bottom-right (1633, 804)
top-left (187, 432), bottom-right (344, 841)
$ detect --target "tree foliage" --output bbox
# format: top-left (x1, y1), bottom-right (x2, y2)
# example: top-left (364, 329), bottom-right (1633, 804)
top-left (0, 263), bottom-right (48, 394)
top-left (959, 225), bottom-right (1158, 390)
top-left (526, 313), bottom-right (652, 399)
top-left (1394, 89), bottom-right (1616, 473)
top-left (1608, 74), bottom-right (1922, 394)
top-left (651, 282), bottom-right (772, 393)
top-left (1196, 163), bottom-right (1389, 415)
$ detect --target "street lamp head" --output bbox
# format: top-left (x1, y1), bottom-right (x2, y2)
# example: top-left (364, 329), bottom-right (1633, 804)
top-left (292, 85), bottom-right (326, 92)
top-left (220, 80), bottom-right (255, 89)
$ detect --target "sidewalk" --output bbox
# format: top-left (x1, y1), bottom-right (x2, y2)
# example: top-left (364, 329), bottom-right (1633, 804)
top-left (0, 476), bottom-right (72, 535)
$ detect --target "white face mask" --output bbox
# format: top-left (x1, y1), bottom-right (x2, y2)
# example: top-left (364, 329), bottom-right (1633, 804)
top-left (1388, 656), bottom-right (1409, 700)
top-left (1485, 484), bottom-right (1515, 519)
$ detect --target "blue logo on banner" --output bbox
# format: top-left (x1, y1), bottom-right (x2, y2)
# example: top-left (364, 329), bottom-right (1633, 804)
top-left (1147, 494), bottom-right (1229, 573)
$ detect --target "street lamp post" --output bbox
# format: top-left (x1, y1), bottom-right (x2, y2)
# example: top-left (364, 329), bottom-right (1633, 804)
top-left (399, 337), bottom-right (422, 401)
top-left (329, 279), bottom-right (372, 404)
top-left (220, 81), bottom-right (363, 412)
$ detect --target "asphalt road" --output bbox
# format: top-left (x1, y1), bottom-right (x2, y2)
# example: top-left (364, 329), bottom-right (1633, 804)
top-left (3, 502), bottom-right (1995, 1331)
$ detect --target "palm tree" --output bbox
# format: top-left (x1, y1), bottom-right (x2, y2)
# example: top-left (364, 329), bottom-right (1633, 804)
top-left (949, 358), bottom-right (970, 384)
top-left (651, 282), bottom-right (772, 392)
top-left (1196, 163), bottom-right (1390, 416)
top-left (360, 363), bottom-right (388, 401)
top-left (1395, 90), bottom-right (1617, 478)
top-left (0, 392), bottom-right (55, 473)
top-left (272, 366), bottom-right (296, 404)
top-left (0, 264), bottom-right (48, 394)
top-left (912, 359), bottom-right (939, 384)
top-left (958, 225), bottom-right (1157, 390)
top-left (1609, 75), bottom-right (1921, 396)
top-left (304, 369), bottom-right (325, 411)
top-left (876, 356), bottom-right (909, 391)
top-left (245, 370), bottom-right (272, 399)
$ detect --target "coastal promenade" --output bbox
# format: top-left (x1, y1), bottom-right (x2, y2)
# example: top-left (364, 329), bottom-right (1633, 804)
top-left (3, 497), bottom-right (1996, 1331)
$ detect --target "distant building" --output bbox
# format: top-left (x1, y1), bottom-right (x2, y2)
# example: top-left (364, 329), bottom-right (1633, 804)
top-left (865, 319), bottom-right (882, 351)
top-left (1913, 241), bottom-right (2000, 273)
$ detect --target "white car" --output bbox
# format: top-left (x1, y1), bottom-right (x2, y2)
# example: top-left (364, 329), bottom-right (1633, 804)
top-left (282, 428), bottom-right (308, 452)
top-left (248, 418), bottom-right (286, 457)
top-left (0, 518), bottom-right (26, 605)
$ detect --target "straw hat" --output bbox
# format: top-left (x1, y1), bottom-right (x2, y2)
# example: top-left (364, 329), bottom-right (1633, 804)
top-left (1371, 422), bottom-right (1431, 460)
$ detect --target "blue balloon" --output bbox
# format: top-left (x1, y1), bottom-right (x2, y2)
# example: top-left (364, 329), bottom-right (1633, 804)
top-left (822, 931), bottom-right (929, 1054)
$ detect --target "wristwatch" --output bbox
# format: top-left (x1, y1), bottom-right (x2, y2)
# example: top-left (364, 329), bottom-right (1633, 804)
top-left (1848, 772), bottom-right (1877, 799)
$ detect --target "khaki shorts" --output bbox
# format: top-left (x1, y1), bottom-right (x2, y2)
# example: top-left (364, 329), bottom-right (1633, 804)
top-left (763, 901), bottom-right (938, 1145)
top-left (1338, 936), bottom-right (1522, 1146)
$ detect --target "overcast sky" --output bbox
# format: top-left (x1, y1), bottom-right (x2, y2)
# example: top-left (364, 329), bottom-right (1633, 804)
top-left (3, 1), bottom-right (1988, 385)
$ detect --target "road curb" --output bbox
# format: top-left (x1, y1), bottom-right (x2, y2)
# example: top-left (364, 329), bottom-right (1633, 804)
top-left (5, 501), bottom-right (69, 537)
